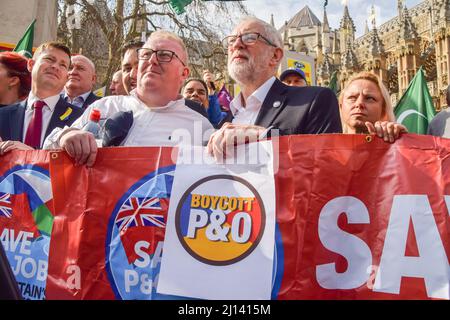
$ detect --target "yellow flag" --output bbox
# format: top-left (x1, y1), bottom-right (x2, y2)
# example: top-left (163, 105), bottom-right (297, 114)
top-left (94, 86), bottom-right (106, 97)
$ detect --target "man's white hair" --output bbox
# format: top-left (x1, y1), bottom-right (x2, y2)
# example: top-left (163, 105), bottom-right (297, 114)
top-left (237, 16), bottom-right (283, 49)
top-left (72, 54), bottom-right (96, 73)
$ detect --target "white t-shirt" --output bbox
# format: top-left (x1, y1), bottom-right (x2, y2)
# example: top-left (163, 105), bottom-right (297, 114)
top-left (44, 92), bottom-right (214, 149)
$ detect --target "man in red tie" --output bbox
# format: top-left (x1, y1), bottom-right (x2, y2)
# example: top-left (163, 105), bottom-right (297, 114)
top-left (0, 42), bottom-right (84, 154)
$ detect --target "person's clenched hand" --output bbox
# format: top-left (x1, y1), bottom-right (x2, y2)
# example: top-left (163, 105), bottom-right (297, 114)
top-left (59, 129), bottom-right (98, 167)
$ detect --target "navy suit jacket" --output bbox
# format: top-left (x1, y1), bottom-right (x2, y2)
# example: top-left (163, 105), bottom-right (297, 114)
top-left (219, 79), bottom-right (342, 135)
top-left (82, 92), bottom-right (101, 109)
top-left (0, 97), bottom-right (84, 148)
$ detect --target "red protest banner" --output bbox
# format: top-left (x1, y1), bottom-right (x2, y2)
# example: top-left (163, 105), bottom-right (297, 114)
top-left (28, 134), bottom-right (450, 299)
top-left (0, 150), bottom-right (53, 300)
top-left (47, 147), bottom-right (176, 299)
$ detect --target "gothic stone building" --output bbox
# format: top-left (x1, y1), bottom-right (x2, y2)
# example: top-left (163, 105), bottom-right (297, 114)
top-left (280, 0), bottom-right (450, 110)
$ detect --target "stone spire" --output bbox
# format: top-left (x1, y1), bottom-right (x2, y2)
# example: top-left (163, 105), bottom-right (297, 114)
top-left (339, 4), bottom-right (356, 53)
top-left (322, 6), bottom-right (330, 54)
top-left (283, 21), bottom-right (289, 48)
top-left (317, 54), bottom-right (334, 79)
top-left (364, 20), bottom-right (369, 35)
top-left (340, 5), bottom-right (356, 32)
top-left (322, 6), bottom-right (330, 33)
top-left (333, 30), bottom-right (339, 53)
top-left (270, 14), bottom-right (275, 27)
top-left (368, 26), bottom-right (384, 56)
top-left (332, 30), bottom-right (340, 66)
top-left (398, 0), bottom-right (404, 20)
top-left (397, 5), bottom-right (418, 41)
top-left (341, 37), bottom-right (358, 70)
top-left (369, 5), bottom-right (376, 30)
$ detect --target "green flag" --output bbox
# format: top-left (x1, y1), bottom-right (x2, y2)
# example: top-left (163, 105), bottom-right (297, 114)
top-left (13, 19), bottom-right (36, 58)
top-left (328, 70), bottom-right (339, 95)
top-left (169, 0), bottom-right (194, 14)
top-left (394, 67), bottom-right (436, 134)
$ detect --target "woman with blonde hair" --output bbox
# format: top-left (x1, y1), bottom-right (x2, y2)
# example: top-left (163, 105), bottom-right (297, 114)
top-left (339, 71), bottom-right (407, 142)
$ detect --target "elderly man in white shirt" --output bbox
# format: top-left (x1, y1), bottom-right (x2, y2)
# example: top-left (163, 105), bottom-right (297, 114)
top-left (44, 30), bottom-right (213, 167)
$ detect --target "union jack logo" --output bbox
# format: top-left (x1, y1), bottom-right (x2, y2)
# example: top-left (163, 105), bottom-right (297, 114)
top-left (115, 197), bottom-right (167, 234)
top-left (0, 192), bottom-right (12, 218)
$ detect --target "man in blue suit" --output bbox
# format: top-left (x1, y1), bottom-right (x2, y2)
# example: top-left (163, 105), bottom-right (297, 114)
top-left (0, 42), bottom-right (83, 155)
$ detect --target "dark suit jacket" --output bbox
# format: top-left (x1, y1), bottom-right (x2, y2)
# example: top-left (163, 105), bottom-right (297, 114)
top-left (82, 92), bottom-right (101, 109)
top-left (0, 97), bottom-right (84, 148)
top-left (185, 99), bottom-right (210, 120)
top-left (219, 79), bottom-right (342, 135)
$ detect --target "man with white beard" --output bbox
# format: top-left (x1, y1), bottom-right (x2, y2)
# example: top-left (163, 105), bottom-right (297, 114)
top-left (207, 16), bottom-right (342, 160)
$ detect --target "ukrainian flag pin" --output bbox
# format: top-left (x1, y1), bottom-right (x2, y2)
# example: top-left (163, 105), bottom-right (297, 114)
top-left (60, 107), bottom-right (73, 121)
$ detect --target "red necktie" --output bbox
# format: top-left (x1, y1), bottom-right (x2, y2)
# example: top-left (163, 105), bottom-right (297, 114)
top-left (24, 100), bottom-right (46, 149)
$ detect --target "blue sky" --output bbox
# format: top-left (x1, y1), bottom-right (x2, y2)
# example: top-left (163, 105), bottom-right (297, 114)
top-left (242, 0), bottom-right (423, 37)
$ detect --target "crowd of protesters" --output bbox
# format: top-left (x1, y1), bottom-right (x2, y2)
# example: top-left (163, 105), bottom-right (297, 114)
top-left (0, 16), bottom-right (449, 159)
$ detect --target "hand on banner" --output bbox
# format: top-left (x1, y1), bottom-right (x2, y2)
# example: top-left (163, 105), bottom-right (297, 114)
top-left (207, 122), bottom-right (267, 162)
top-left (59, 129), bottom-right (98, 167)
top-left (0, 139), bottom-right (34, 155)
top-left (365, 121), bottom-right (408, 143)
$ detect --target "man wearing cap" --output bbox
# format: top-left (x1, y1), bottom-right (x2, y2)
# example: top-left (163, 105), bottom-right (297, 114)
top-left (207, 16), bottom-right (341, 160)
top-left (280, 68), bottom-right (307, 87)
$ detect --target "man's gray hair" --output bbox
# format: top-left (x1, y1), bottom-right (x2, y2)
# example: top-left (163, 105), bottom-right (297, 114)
top-left (237, 16), bottom-right (283, 49)
top-left (72, 54), bottom-right (96, 73)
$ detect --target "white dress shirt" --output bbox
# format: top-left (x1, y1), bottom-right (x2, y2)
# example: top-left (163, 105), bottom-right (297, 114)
top-left (63, 91), bottom-right (92, 109)
top-left (23, 92), bottom-right (61, 148)
top-left (44, 91), bottom-right (214, 149)
top-left (230, 76), bottom-right (276, 125)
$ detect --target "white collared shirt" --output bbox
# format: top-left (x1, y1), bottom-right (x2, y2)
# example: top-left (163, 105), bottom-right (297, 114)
top-left (63, 91), bottom-right (92, 109)
top-left (23, 92), bottom-right (61, 147)
top-left (230, 76), bottom-right (276, 125)
top-left (44, 91), bottom-right (214, 149)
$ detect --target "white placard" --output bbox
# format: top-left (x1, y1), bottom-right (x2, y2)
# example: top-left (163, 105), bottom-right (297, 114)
top-left (157, 141), bottom-right (276, 300)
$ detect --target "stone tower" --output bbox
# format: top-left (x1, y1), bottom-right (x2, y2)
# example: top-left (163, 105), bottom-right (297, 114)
top-left (396, 5), bottom-right (419, 94)
top-left (366, 5), bottom-right (387, 85)
top-left (339, 4), bottom-right (356, 54)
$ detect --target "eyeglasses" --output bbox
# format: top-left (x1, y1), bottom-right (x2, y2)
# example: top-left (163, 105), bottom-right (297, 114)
top-left (221, 32), bottom-right (277, 49)
top-left (136, 48), bottom-right (186, 66)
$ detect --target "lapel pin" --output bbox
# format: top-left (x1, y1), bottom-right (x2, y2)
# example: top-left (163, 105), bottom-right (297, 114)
top-left (273, 101), bottom-right (281, 108)
top-left (60, 107), bottom-right (73, 121)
